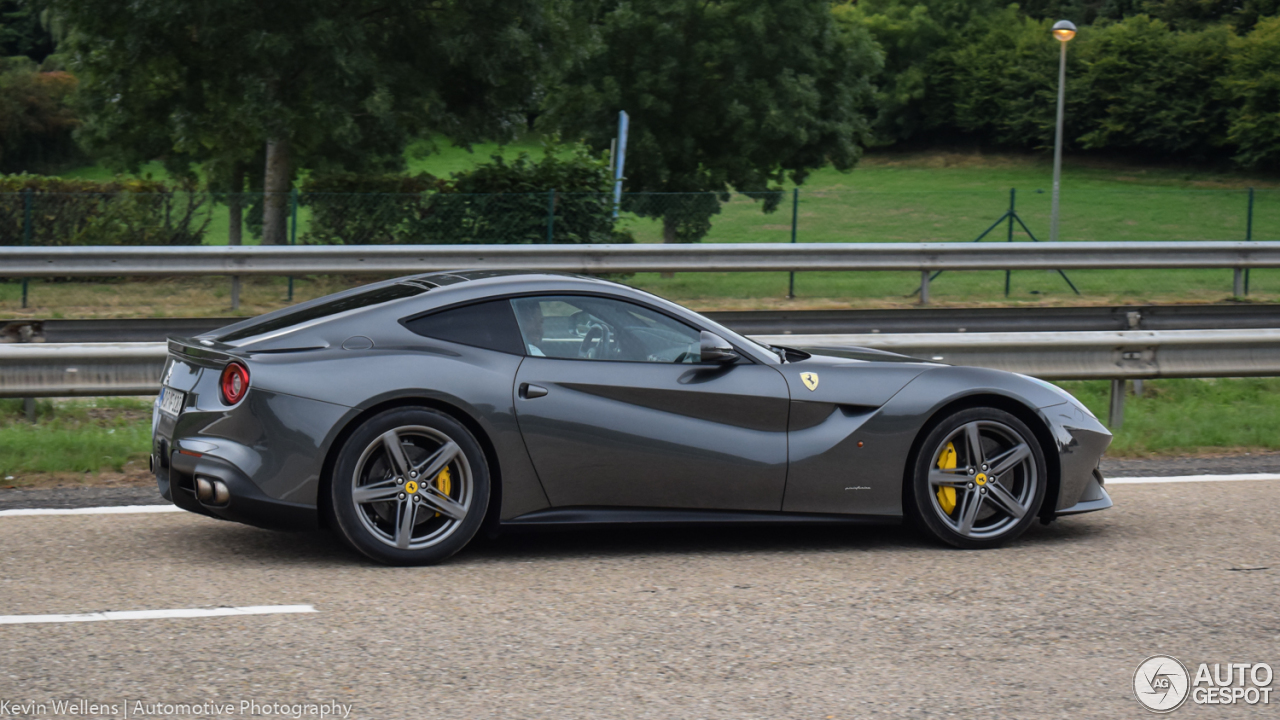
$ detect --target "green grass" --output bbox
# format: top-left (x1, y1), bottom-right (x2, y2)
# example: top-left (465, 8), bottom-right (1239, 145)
top-left (37, 147), bottom-right (1280, 310)
top-left (1059, 378), bottom-right (1280, 455)
top-left (0, 398), bottom-right (151, 476)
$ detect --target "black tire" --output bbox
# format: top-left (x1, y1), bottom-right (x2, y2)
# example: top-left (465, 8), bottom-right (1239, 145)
top-left (908, 407), bottom-right (1046, 549)
top-left (330, 407), bottom-right (489, 565)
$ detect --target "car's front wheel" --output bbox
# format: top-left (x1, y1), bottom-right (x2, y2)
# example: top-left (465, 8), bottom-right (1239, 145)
top-left (330, 407), bottom-right (489, 565)
top-left (909, 407), bottom-right (1046, 549)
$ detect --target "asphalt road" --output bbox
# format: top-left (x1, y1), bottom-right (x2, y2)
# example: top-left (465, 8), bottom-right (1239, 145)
top-left (1, 480), bottom-right (1276, 719)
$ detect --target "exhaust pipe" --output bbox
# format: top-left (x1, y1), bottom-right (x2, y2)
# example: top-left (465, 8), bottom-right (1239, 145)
top-left (195, 476), bottom-right (231, 506)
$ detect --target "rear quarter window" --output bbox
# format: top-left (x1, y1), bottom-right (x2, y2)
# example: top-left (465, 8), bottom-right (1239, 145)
top-left (403, 300), bottom-right (524, 355)
top-left (219, 283), bottom-right (431, 343)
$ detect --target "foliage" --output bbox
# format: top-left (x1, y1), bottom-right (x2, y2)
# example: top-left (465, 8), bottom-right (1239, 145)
top-left (300, 173), bottom-right (443, 246)
top-left (418, 144), bottom-right (626, 245)
top-left (300, 144), bottom-right (628, 245)
top-left (47, 0), bottom-right (566, 243)
top-left (0, 0), bottom-right (57, 61)
top-left (0, 174), bottom-right (208, 246)
top-left (1072, 17), bottom-right (1231, 157)
top-left (833, 0), bottom-right (993, 145)
top-left (0, 58), bottom-right (79, 173)
top-left (944, 10), bottom-right (1063, 148)
top-left (1225, 16), bottom-right (1280, 169)
top-left (544, 0), bottom-right (880, 242)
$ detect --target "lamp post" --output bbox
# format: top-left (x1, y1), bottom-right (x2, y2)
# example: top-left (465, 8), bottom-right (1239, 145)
top-left (1049, 20), bottom-right (1076, 243)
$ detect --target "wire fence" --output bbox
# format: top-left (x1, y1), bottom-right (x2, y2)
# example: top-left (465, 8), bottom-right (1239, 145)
top-left (0, 187), bottom-right (1277, 312)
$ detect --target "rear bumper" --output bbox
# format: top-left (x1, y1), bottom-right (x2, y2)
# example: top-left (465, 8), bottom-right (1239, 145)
top-left (157, 449), bottom-right (318, 531)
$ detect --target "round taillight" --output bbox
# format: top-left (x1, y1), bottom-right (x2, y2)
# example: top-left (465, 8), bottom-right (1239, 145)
top-left (220, 362), bottom-right (250, 406)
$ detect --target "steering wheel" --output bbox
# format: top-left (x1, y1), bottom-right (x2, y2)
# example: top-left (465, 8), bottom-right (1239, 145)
top-left (578, 322), bottom-right (608, 358)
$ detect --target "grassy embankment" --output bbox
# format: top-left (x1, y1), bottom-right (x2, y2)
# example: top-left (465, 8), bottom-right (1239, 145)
top-left (3, 147), bottom-right (1279, 317)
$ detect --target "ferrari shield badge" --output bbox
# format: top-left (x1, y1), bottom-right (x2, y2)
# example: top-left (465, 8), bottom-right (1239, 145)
top-left (800, 372), bottom-right (819, 391)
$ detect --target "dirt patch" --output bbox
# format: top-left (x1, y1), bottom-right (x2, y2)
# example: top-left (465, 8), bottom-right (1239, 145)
top-left (2, 464), bottom-right (153, 490)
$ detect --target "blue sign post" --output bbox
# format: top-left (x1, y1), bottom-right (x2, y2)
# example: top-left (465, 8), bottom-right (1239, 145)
top-left (612, 111), bottom-right (629, 219)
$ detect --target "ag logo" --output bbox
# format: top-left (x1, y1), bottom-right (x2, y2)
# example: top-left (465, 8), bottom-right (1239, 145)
top-left (1135, 655), bottom-right (1191, 713)
top-left (800, 372), bottom-right (819, 392)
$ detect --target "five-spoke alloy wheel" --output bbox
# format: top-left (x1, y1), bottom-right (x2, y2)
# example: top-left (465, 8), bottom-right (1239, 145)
top-left (909, 408), bottom-right (1046, 549)
top-left (331, 407), bottom-right (489, 565)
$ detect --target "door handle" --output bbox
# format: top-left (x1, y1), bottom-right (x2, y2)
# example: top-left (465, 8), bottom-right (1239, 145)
top-left (520, 383), bottom-right (548, 399)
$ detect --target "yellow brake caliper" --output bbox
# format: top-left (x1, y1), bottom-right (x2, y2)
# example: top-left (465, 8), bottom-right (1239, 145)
top-left (433, 467), bottom-right (452, 517)
top-left (936, 442), bottom-right (958, 514)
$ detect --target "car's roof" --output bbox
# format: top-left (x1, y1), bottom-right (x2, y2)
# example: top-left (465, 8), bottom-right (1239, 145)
top-left (203, 270), bottom-right (779, 364)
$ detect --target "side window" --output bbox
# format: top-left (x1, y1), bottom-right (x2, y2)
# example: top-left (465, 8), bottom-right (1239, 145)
top-left (511, 296), bottom-right (702, 363)
top-left (403, 300), bottom-right (524, 355)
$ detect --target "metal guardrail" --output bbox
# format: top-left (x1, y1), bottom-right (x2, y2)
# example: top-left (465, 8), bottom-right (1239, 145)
top-left (0, 343), bottom-right (167, 397)
top-left (4, 328), bottom-right (1279, 400)
top-left (1, 241), bottom-right (1280, 276)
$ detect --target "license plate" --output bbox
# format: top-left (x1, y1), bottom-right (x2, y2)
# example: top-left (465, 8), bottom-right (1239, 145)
top-left (159, 387), bottom-right (186, 416)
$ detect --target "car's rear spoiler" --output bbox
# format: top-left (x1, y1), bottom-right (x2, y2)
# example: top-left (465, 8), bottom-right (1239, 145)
top-left (167, 336), bottom-right (243, 366)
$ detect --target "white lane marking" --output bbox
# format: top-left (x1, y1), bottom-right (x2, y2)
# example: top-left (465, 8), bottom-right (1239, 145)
top-left (1107, 473), bottom-right (1280, 485)
top-left (0, 604), bottom-right (316, 625)
top-left (0, 504), bottom-right (182, 517)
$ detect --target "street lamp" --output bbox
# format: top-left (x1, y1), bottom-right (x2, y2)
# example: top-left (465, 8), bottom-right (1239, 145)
top-left (1049, 20), bottom-right (1076, 243)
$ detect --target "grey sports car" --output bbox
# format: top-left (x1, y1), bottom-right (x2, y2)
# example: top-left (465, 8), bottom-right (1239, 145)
top-left (152, 271), bottom-right (1112, 564)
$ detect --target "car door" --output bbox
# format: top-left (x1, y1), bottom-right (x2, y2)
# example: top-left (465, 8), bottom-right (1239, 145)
top-left (510, 295), bottom-right (790, 511)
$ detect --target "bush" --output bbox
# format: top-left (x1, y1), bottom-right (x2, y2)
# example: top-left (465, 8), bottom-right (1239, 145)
top-left (1225, 16), bottom-right (1280, 169)
top-left (1072, 17), bottom-right (1231, 158)
top-left (0, 59), bottom-right (81, 174)
top-left (300, 143), bottom-right (630, 245)
top-left (945, 9), bottom-right (1063, 148)
top-left (0, 174), bottom-right (209, 246)
top-left (299, 173), bottom-right (443, 245)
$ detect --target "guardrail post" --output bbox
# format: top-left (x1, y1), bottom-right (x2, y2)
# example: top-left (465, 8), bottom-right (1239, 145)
top-left (21, 188), bottom-right (31, 309)
top-left (1234, 268), bottom-right (1245, 298)
top-left (1108, 379), bottom-right (1125, 429)
top-left (788, 188), bottom-right (798, 299)
top-left (1245, 187), bottom-right (1254, 295)
top-left (546, 189), bottom-right (556, 244)
top-left (919, 270), bottom-right (930, 305)
top-left (287, 188), bottom-right (298, 302)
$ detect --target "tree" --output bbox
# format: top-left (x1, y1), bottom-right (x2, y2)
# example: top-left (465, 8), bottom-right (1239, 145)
top-left (1072, 16), bottom-right (1230, 158)
top-left (0, 58), bottom-right (78, 173)
top-left (544, 0), bottom-right (880, 243)
top-left (48, 0), bottom-right (562, 243)
top-left (1225, 16), bottom-right (1280, 169)
top-left (834, 0), bottom-right (1000, 146)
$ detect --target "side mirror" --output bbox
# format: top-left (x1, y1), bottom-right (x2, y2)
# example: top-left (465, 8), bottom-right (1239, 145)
top-left (699, 331), bottom-right (740, 364)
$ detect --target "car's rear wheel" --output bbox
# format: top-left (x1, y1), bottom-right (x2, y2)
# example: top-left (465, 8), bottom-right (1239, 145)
top-left (909, 407), bottom-right (1046, 549)
top-left (330, 407), bottom-right (489, 565)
